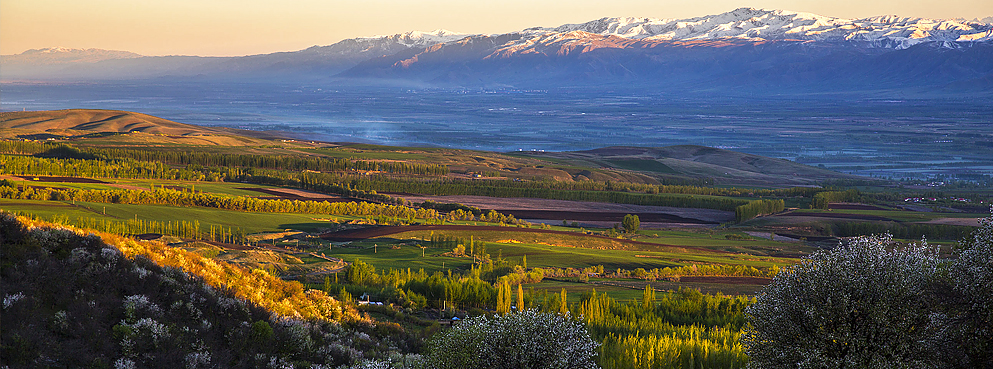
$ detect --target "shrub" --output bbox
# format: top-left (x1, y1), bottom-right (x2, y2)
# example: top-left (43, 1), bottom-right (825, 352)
top-left (422, 310), bottom-right (599, 369)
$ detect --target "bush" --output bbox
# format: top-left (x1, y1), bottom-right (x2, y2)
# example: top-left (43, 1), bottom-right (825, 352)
top-left (422, 310), bottom-right (599, 369)
top-left (943, 215), bottom-right (993, 367)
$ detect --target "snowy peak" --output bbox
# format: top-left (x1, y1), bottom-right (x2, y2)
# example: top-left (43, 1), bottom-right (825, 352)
top-left (302, 29), bottom-right (474, 60)
top-left (521, 8), bottom-right (992, 48)
top-left (363, 29), bottom-right (473, 48)
top-left (377, 29), bottom-right (471, 47)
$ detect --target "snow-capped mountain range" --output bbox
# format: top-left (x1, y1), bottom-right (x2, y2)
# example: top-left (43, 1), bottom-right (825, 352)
top-left (528, 8), bottom-right (992, 48)
top-left (2, 8), bottom-right (991, 93)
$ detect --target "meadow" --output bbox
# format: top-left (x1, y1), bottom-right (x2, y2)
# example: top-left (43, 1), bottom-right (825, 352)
top-left (0, 118), bottom-right (988, 368)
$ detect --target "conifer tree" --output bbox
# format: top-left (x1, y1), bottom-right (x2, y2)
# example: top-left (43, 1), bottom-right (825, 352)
top-left (516, 283), bottom-right (525, 311)
top-left (496, 281), bottom-right (510, 314)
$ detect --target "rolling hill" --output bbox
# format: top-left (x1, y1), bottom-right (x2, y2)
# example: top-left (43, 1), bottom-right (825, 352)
top-left (0, 110), bottom-right (285, 145)
top-left (522, 145), bottom-right (863, 186)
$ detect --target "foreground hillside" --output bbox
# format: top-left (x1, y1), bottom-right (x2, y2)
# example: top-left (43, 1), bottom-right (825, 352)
top-left (0, 214), bottom-right (414, 368)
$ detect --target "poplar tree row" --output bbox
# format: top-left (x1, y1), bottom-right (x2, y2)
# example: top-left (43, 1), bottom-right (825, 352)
top-left (0, 184), bottom-right (441, 220)
top-left (0, 141), bottom-right (448, 175)
top-left (579, 288), bottom-right (752, 369)
top-left (734, 199), bottom-right (785, 222)
top-left (11, 212), bottom-right (245, 244)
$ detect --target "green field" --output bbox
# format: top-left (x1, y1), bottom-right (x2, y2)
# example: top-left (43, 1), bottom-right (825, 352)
top-left (331, 231), bottom-right (792, 270)
top-left (0, 199), bottom-right (350, 234)
top-left (790, 208), bottom-right (987, 222)
top-left (633, 229), bottom-right (815, 256)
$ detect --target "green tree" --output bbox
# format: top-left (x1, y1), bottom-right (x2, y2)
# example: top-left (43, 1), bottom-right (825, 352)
top-left (642, 285), bottom-right (655, 310)
top-left (338, 287), bottom-right (353, 304)
top-left (621, 214), bottom-right (640, 233)
top-left (743, 234), bottom-right (942, 368)
top-left (347, 259), bottom-right (376, 286)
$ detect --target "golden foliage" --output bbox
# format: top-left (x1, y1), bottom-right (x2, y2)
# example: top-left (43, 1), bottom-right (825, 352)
top-left (14, 215), bottom-right (359, 323)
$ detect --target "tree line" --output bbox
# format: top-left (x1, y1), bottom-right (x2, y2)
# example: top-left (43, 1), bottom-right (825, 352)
top-left (0, 184), bottom-right (443, 221)
top-left (0, 141), bottom-right (448, 175)
top-left (9, 211), bottom-right (247, 244)
top-left (834, 220), bottom-right (976, 241)
top-left (810, 189), bottom-right (864, 209)
top-left (0, 154), bottom-right (229, 181)
top-left (735, 199), bottom-right (785, 222)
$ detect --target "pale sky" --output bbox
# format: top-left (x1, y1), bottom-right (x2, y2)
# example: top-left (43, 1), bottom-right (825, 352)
top-left (2, 0), bottom-right (991, 56)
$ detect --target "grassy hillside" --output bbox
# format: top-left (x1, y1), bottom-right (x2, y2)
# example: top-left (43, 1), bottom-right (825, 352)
top-left (522, 145), bottom-right (866, 186)
top-left (0, 109), bottom-right (282, 146)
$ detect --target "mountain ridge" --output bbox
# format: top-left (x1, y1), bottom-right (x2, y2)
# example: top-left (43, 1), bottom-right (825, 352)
top-left (2, 8), bottom-right (991, 94)
top-left (6, 7), bottom-right (989, 62)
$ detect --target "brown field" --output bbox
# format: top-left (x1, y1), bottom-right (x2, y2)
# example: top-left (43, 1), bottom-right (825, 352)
top-left (392, 194), bottom-right (734, 223)
top-left (828, 203), bottom-right (890, 211)
top-left (494, 209), bottom-right (718, 224)
top-left (319, 224), bottom-right (730, 254)
top-left (12, 175), bottom-right (108, 183)
top-left (679, 276), bottom-right (772, 284)
top-left (917, 217), bottom-right (983, 227)
top-left (591, 277), bottom-right (771, 295)
top-left (236, 187), bottom-right (354, 202)
top-left (773, 211), bottom-right (893, 221)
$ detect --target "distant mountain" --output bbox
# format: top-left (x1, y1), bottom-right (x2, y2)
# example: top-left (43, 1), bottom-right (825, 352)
top-left (2, 8), bottom-right (991, 94)
top-left (0, 30), bottom-right (475, 81)
top-left (2, 47), bottom-right (142, 64)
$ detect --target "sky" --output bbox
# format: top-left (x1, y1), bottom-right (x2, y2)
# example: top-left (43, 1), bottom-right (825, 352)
top-left (3, 0), bottom-right (991, 56)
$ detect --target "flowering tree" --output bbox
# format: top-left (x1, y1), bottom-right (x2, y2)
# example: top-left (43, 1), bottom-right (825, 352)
top-left (743, 234), bottom-right (943, 368)
top-left (944, 214), bottom-right (993, 367)
top-left (422, 310), bottom-right (599, 369)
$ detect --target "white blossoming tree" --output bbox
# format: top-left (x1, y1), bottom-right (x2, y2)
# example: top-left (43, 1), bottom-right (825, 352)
top-left (944, 214), bottom-right (993, 367)
top-left (743, 234), bottom-right (943, 368)
top-left (422, 309), bottom-right (599, 369)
